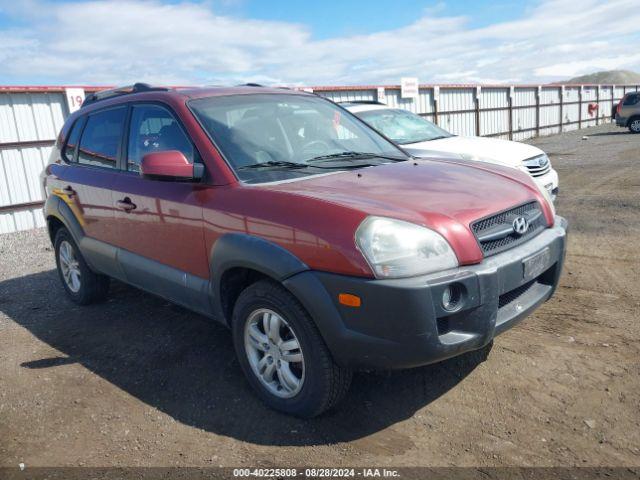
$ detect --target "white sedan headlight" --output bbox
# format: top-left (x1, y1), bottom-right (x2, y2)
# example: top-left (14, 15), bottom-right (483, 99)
top-left (537, 180), bottom-right (556, 218)
top-left (355, 216), bottom-right (458, 278)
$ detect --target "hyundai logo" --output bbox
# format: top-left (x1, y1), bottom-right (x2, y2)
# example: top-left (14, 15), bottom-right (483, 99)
top-left (512, 216), bottom-right (529, 235)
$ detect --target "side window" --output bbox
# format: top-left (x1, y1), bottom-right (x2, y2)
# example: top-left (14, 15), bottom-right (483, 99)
top-left (623, 93), bottom-right (639, 106)
top-left (78, 107), bottom-right (127, 169)
top-left (62, 117), bottom-right (85, 162)
top-left (127, 105), bottom-right (194, 172)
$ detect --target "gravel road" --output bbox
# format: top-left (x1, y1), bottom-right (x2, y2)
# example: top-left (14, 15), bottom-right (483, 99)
top-left (0, 123), bottom-right (638, 469)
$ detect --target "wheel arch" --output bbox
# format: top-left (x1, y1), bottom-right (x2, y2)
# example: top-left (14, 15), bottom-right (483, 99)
top-left (209, 234), bottom-right (309, 325)
top-left (44, 194), bottom-right (85, 245)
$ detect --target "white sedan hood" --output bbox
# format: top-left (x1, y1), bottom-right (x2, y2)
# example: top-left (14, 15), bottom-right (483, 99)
top-left (404, 135), bottom-right (543, 167)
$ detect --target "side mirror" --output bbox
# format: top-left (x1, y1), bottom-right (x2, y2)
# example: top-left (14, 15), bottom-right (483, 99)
top-left (140, 150), bottom-right (204, 181)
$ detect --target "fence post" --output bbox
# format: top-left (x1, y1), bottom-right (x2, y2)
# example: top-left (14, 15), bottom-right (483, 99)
top-left (596, 85), bottom-right (600, 125)
top-left (559, 86), bottom-right (564, 133)
top-left (475, 86), bottom-right (481, 137)
top-left (536, 86), bottom-right (541, 137)
top-left (433, 86), bottom-right (439, 126)
top-left (578, 85), bottom-right (583, 129)
top-left (508, 86), bottom-right (513, 140)
top-left (611, 85), bottom-right (615, 121)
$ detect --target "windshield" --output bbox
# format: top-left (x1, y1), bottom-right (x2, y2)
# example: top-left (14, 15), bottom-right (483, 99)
top-left (357, 108), bottom-right (452, 145)
top-left (189, 94), bottom-right (407, 184)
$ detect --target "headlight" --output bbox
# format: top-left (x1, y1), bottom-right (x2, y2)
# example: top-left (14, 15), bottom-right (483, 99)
top-left (523, 154), bottom-right (550, 169)
top-left (355, 216), bottom-right (458, 278)
top-left (537, 181), bottom-right (556, 218)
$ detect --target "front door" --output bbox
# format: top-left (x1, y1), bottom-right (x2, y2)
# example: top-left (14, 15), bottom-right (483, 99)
top-left (110, 103), bottom-right (210, 313)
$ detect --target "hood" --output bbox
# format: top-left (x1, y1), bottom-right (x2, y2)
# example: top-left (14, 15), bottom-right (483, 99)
top-left (404, 136), bottom-right (544, 168)
top-left (264, 159), bottom-right (553, 265)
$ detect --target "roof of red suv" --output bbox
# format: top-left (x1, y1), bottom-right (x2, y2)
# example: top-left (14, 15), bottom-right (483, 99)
top-left (81, 83), bottom-right (309, 110)
top-left (175, 85), bottom-right (308, 99)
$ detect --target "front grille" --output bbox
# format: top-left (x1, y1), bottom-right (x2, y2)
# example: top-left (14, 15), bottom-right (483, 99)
top-left (523, 155), bottom-right (551, 177)
top-left (471, 201), bottom-right (547, 256)
top-left (498, 280), bottom-right (536, 309)
top-left (525, 163), bottom-right (551, 177)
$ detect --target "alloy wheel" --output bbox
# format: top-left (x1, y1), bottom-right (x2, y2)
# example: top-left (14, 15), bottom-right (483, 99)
top-left (59, 240), bottom-right (82, 293)
top-left (244, 308), bottom-right (305, 398)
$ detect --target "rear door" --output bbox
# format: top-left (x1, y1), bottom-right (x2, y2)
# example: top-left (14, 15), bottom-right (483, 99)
top-left (49, 106), bottom-right (127, 247)
top-left (109, 103), bottom-right (209, 311)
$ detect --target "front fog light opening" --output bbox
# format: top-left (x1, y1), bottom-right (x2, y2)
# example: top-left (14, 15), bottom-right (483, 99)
top-left (442, 284), bottom-right (463, 312)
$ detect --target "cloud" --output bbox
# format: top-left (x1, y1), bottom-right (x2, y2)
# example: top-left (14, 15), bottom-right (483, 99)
top-left (0, 0), bottom-right (639, 86)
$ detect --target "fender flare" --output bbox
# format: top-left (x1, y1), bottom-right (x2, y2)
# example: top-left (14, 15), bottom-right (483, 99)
top-left (208, 233), bottom-right (309, 322)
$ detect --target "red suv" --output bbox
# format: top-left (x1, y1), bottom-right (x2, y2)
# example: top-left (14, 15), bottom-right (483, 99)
top-left (41, 84), bottom-right (567, 417)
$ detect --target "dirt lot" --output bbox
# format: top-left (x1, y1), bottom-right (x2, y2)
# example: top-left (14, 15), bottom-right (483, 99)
top-left (0, 123), bottom-right (639, 469)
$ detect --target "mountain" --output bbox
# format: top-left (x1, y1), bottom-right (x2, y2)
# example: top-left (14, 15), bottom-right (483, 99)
top-left (563, 70), bottom-right (640, 84)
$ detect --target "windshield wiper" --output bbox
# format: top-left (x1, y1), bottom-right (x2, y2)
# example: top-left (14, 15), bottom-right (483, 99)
top-left (238, 160), bottom-right (309, 170)
top-left (307, 151), bottom-right (407, 163)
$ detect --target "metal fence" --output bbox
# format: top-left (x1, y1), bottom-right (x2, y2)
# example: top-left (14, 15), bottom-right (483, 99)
top-left (1, 83), bottom-right (638, 235)
top-left (314, 83), bottom-right (639, 141)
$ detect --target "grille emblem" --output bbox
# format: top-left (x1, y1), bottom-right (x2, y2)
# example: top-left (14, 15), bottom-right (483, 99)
top-left (512, 216), bottom-right (529, 236)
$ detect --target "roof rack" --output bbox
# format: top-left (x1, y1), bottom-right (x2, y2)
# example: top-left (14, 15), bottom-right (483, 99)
top-left (338, 100), bottom-right (386, 105)
top-left (237, 83), bottom-right (264, 87)
top-left (82, 83), bottom-right (170, 108)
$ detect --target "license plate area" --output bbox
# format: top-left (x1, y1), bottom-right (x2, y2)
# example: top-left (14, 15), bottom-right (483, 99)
top-left (523, 247), bottom-right (551, 281)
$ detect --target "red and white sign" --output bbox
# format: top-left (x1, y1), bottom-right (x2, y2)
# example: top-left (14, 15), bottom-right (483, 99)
top-left (65, 88), bottom-right (85, 113)
top-left (400, 77), bottom-right (419, 99)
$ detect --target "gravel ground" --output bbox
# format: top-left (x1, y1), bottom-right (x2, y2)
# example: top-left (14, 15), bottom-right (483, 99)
top-left (0, 123), bottom-right (639, 469)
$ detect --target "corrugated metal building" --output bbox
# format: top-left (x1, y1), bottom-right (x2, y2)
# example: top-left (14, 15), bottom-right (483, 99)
top-left (0, 83), bottom-right (638, 235)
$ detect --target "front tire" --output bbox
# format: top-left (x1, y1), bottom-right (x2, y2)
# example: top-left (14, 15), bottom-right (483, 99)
top-left (232, 279), bottom-right (352, 417)
top-left (54, 228), bottom-right (110, 305)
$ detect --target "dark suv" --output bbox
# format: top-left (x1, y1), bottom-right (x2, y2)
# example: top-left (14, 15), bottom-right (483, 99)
top-left (42, 84), bottom-right (567, 417)
top-left (615, 91), bottom-right (640, 133)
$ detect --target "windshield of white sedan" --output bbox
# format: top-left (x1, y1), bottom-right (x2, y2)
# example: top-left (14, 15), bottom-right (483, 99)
top-left (357, 108), bottom-right (453, 145)
top-left (189, 94), bottom-right (407, 183)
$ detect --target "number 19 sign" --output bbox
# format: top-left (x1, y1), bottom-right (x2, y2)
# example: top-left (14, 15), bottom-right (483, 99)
top-left (65, 88), bottom-right (86, 113)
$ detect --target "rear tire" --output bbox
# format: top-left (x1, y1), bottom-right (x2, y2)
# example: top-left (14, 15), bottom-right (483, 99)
top-left (232, 279), bottom-right (352, 417)
top-left (54, 228), bottom-right (110, 305)
top-left (629, 117), bottom-right (640, 133)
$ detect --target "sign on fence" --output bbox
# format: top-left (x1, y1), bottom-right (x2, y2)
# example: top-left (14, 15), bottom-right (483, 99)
top-left (400, 77), bottom-right (419, 99)
top-left (65, 88), bottom-right (85, 113)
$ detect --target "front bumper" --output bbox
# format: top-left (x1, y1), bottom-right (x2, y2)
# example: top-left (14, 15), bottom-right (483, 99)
top-left (284, 216), bottom-right (567, 369)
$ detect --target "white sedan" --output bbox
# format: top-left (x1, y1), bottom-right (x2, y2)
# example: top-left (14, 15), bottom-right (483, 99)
top-left (343, 102), bottom-right (559, 199)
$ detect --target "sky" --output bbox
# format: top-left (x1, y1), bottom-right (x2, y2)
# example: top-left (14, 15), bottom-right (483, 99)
top-left (0, 0), bottom-right (639, 86)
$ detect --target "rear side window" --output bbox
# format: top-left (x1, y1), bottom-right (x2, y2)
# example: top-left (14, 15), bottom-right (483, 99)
top-left (78, 107), bottom-right (127, 169)
top-left (623, 93), bottom-right (639, 106)
top-left (62, 117), bottom-right (85, 162)
top-left (127, 104), bottom-right (194, 172)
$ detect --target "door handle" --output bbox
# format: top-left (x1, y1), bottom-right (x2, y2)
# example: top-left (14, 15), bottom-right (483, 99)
top-left (62, 186), bottom-right (75, 198)
top-left (115, 197), bottom-right (137, 212)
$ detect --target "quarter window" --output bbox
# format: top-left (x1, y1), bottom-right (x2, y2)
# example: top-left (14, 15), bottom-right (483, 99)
top-left (78, 107), bottom-right (127, 169)
top-left (127, 105), bottom-right (194, 172)
top-left (623, 93), bottom-right (639, 106)
top-left (62, 117), bottom-right (85, 162)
